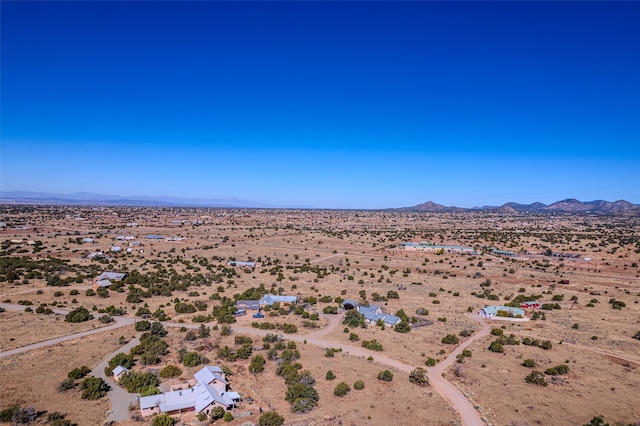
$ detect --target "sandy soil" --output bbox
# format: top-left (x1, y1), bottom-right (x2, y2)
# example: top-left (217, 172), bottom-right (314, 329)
top-left (0, 331), bottom-right (128, 426)
top-left (0, 309), bottom-right (111, 351)
top-left (1, 206), bottom-right (639, 426)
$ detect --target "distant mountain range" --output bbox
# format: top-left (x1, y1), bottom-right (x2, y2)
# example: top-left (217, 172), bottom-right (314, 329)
top-left (392, 199), bottom-right (640, 214)
top-left (1, 191), bottom-right (638, 214)
top-left (0, 191), bottom-right (286, 208)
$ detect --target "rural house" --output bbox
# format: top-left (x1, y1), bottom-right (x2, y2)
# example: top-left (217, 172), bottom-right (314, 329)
top-left (357, 304), bottom-right (402, 327)
top-left (479, 305), bottom-right (526, 319)
top-left (139, 366), bottom-right (241, 418)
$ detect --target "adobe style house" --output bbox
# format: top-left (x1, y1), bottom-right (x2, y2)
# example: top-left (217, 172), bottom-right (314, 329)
top-left (139, 366), bottom-right (241, 418)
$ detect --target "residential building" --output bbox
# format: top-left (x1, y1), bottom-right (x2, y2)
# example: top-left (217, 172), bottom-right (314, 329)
top-left (357, 304), bottom-right (402, 327)
top-left (260, 295), bottom-right (298, 306)
top-left (139, 366), bottom-right (241, 418)
top-left (479, 305), bottom-right (525, 319)
top-left (95, 272), bottom-right (127, 281)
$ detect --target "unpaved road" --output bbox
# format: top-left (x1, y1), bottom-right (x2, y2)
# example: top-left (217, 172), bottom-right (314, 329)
top-left (0, 304), bottom-right (487, 426)
top-left (91, 335), bottom-right (142, 423)
top-left (233, 313), bottom-right (489, 426)
top-left (428, 314), bottom-right (489, 426)
top-left (0, 303), bottom-right (135, 359)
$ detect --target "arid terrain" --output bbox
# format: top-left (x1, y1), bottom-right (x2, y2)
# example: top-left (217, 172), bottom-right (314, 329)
top-left (1, 205), bottom-right (639, 426)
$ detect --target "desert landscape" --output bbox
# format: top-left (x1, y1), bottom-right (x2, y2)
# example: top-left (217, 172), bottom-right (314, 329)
top-left (1, 205), bottom-right (638, 426)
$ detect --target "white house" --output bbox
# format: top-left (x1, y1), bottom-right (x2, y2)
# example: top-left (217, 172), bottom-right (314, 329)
top-left (139, 366), bottom-right (241, 418)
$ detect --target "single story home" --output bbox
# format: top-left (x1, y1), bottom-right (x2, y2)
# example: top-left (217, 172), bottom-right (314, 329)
top-left (227, 261), bottom-right (256, 270)
top-left (260, 295), bottom-right (298, 307)
top-left (139, 366), bottom-right (241, 418)
top-left (95, 272), bottom-right (127, 281)
top-left (87, 251), bottom-right (104, 259)
top-left (235, 300), bottom-right (261, 315)
top-left (479, 305), bottom-right (525, 319)
top-left (94, 279), bottom-right (112, 289)
top-left (357, 304), bottom-right (402, 327)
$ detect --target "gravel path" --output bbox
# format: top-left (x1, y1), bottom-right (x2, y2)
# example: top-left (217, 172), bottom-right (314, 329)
top-left (91, 335), bottom-right (142, 423)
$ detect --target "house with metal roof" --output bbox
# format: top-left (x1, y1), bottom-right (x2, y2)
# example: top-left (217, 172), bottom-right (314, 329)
top-left (95, 272), bottom-right (127, 281)
top-left (112, 365), bottom-right (129, 382)
top-left (94, 279), bottom-right (112, 289)
top-left (260, 295), bottom-right (298, 306)
top-left (492, 249), bottom-right (518, 257)
top-left (139, 365), bottom-right (241, 418)
top-left (194, 366), bottom-right (227, 389)
top-left (479, 305), bottom-right (525, 319)
top-left (357, 304), bottom-right (402, 327)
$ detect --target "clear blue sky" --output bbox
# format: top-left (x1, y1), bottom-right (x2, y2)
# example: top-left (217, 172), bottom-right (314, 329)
top-left (2, 1), bottom-right (639, 209)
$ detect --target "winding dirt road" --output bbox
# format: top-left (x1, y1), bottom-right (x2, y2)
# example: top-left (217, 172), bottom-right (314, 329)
top-left (1, 304), bottom-right (488, 425)
top-left (232, 313), bottom-right (489, 426)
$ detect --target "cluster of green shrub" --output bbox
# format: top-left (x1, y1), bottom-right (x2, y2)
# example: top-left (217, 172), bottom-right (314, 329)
top-left (250, 321), bottom-right (297, 333)
top-left (524, 370), bottom-right (548, 386)
top-left (522, 337), bottom-right (553, 350)
top-left (609, 298), bottom-right (626, 309)
top-left (131, 324), bottom-right (169, 365)
top-left (540, 303), bottom-right (561, 310)
top-left (324, 347), bottom-right (342, 358)
top-left (278, 361), bottom-right (319, 413)
top-left (545, 364), bottom-right (569, 376)
top-left (118, 371), bottom-right (160, 395)
top-left (65, 306), bottom-right (92, 323)
top-left (177, 348), bottom-right (210, 367)
top-left (362, 339), bottom-right (384, 351)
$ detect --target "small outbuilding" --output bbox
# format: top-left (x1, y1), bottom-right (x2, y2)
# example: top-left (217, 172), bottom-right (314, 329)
top-left (112, 365), bottom-right (129, 382)
top-left (341, 299), bottom-right (358, 310)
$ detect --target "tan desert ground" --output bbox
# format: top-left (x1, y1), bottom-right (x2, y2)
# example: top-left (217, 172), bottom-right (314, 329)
top-left (1, 205), bottom-right (639, 426)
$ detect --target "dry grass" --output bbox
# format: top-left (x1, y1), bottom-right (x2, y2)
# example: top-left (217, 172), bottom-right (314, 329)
top-left (0, 329), bottom-right (129, 425)
top-left (1, 206), bottom-right (639, 425)
top-left (0, 310), bottom-right (110, 351)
